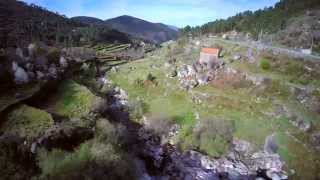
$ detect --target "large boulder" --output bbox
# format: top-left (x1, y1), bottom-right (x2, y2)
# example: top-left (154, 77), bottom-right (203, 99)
top-left (249, 152), bottom-right (287, 180)
top-left (48, 64), bottom-right (58, 79)
top-left (12, 62), bottom-right (29, 85)
top-left (177, 65), bottom-right (199, 89)
top-left (28, 43), bottom-right (36, 57)
top-left (232, 139), bottom-right (253, 157)
top-left (59, 56), bottom-right (68, 68)
top-left (289, 116), bottom-right (312, 132)
top-left (0, 104), bottom-right (54, 141)
top-left (311, 132), bottom-right (320, 150)
top-left (264, 134), bottom-right (278, 154)
top-left (108, 87), bottom-right (129, 109)
top-left (36, 124), bottom-right (94, 151)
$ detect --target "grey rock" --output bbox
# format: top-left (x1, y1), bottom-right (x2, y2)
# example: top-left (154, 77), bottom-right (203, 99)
top-left (290, 116), bottom-right (312, 132)
top-left (16, 48), bottom-right (24, 59)
top-left (14, 66), bottom-right (29, 84)
top-left (233, 139), bottom-right (253, 157)
top-left (233, 55), bottom-right (241, 61)
top-left (28, 43), bottom-right (36, 57)
top-left (197, 74), bottom-right (209, 86)
top-left (247, 48), bottom-right (255, 63)
top-left (250, 152), bottom-right (287, 180)
top-left (31, 142), bottom-right (37, 154)
top-left (264, 134), bottom-right (278, 154)
top-left (48, 64), bottom-right (58, 79)
top-left (12, 61), bottom-right (18, 72)
top-left (311, 132), bottom-right (320, 150)
top-left (59, 56), bottom-right (68, 68)
top-left (36, 71), bottom-right (45, 80)
top-left (27, 71), bottom-right (35, 80)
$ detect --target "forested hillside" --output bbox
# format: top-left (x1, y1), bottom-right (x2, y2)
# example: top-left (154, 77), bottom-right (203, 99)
top-left (0, 0), bottom-right (83, 48)
top-left (181, 0), bottom-right (320, 39)
top-left (0, 0), bottom-right (133, 48)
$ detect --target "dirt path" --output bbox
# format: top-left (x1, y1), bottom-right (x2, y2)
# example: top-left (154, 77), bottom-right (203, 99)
top-left (214, 38), bottom-right (320, 61)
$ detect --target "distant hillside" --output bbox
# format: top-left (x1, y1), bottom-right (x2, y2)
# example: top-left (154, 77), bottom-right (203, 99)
top-left (0, 1), bottom-right (135, 48)
top-left (104, 15), bottom-right (178, 43)
top-left (166, 25), bottom-right (180, 32)
top-left (181, 0), bottom-right (320, 38)
top-left (71, 16), bottom-right (104, 26)
top-left (274, 10), bottom-right (320, 52)
top-left (180, 0), bottom-right (320, 53)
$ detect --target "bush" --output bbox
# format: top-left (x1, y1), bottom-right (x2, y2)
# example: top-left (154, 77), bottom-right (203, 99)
top-left (37, 142), bottom-right (92, 180)
top-left (197, 119), bottom-right (234, 156)
top-left (146, 73), bottom-right (157, 82)
top-left (128, 99), bottom-right (150, 121)
top-left (37, 140), bottom-right (136, 180)
top-left (260, 58), bottom-right (271, 70)
top-left (178, 119), bottom-right (235, 157)
top-left (174, 112), bottom-right (195, 125)
top-left (134, 78), bottom-right (144, 87)
top-left (95, 118), bottom-right (125, 144)
top-left (47, 47), bottom-right (61, 64)
top-left (145, 115), bottom-right (174, 136)
top-left (266, 80), bottom-right (290, 98)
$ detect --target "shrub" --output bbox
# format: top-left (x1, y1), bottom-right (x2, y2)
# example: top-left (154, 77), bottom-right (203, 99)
top-left (266, 80), bottom-right (290, 98)
top-left (146, 73), bottom-right (156, 82)
top-left (196, 119), bottom-right (234, 156)
top-left (260, 58), bottom-right (271, 70)
top-left (90, 142), bottom-right (120, 164)
top-left (37, 142), bottom-right (92, 179)
top-left (128, 99), bottom-right (150, 121)
top-left (47, 47), bottom-right (61, 64)
top-left (1, 104), bottom-right (54, 140)
top-left (174, 112), bottom-right (195, 125)
top-left (145, 115), bottom-right (174, 136)
top-left (134, 78), bottom-right (144, 87)
top-left (285, 61), bottom-right (304, 75)
top-left (95, 118), bottom-right (118, 143)
top-left (37, 140), bottom-right (135, 180)
top-left (178, 119), bottom-right (235, 157)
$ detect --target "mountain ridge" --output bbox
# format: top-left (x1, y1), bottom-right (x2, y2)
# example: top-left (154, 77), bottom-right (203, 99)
top-left (103, 15), bottom-right (178, 43)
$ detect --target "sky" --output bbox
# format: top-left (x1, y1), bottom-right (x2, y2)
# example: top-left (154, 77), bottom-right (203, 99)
top-left (21, 0), bottom-right (280, 28)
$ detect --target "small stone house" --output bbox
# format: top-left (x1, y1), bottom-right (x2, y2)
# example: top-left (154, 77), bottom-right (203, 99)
top-left (199, 48), bottom-right (220, 68)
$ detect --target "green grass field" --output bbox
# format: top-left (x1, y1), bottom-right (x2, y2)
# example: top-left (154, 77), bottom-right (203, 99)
top-left (106, 40), bottom-right (320, 179)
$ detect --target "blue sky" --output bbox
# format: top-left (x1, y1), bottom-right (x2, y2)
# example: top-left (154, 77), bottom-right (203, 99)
top-left (21, 0), bottom-right (279, 27)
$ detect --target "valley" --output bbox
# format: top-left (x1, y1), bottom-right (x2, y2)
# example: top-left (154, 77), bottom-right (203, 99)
top-left (1, 0), bottom-right (320, 180)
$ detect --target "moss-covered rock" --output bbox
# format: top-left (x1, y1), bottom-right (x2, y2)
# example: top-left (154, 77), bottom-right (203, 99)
top-left (49, 80), bottom-right (103, 125)
top-left (1, 104), bottom-right (54, 140)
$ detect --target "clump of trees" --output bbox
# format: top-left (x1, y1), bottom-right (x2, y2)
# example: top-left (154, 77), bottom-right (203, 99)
top-left (180, 0), bottom-right (320, 40)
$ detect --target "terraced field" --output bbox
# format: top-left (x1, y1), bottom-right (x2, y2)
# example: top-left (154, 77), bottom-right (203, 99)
top-left (93, 43), bottom-right (131, 57)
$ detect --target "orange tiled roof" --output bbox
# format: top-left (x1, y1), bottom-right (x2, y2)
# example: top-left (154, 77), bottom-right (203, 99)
top-left (201, 48), bottom-right (220, 55)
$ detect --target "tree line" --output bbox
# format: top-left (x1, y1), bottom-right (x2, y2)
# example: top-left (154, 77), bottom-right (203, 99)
top-left (180, 0), bottom-right (320, 40)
